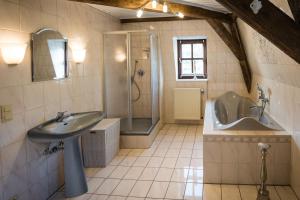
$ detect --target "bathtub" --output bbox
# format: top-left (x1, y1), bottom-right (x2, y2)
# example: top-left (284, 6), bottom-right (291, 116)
top-left (212, 91), bottom-right (283, 130)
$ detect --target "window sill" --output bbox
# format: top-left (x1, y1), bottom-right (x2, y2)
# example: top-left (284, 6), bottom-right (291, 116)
top-left (176, 78), bottom-right (208, 82)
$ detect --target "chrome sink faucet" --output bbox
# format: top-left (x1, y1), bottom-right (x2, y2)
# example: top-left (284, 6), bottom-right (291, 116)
top-left (250, 84), bottom-right (269, 119)
top-left (56, 111), bottom-right (71, 122)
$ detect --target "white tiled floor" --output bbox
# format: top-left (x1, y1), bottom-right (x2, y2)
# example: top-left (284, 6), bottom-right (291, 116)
top-left (50, 124), bottom-right (298, 200)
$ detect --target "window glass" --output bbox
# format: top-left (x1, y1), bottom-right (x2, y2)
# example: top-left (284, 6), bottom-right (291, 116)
top-left (181, 44), bottom-right (191, 58)
top-left (181, 60), bottom-right (192, 74)
top-left (194, 60), bottom-right (204, 74)
top-left (193, 43), bottom-right (203, 58)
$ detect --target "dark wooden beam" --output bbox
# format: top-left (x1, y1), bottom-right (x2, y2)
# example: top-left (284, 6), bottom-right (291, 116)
top-left (231, 20), bottom-right (252, 92)
top-left (166, 2), bottom-right (232, 22)
top-left (207, 19), bottom-right (241, 59)
top-left (74, 0), bottom-right (149, 8)
top-left (208, 19), bottom-right (252, 92)
top-left (121, 16), bottom-right (198, 23)
top-left (69, 0), bottom-right (232, 22)
top-left (216, 0), bottom-right (300, 64)
top-left (288, 0), bottom-right (300, 24)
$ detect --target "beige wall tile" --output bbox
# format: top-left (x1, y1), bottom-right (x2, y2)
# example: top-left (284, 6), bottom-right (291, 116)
top-left (0, 0), bottom-right (20, 31)
top-left (0, 1), bottom-right (121, 199)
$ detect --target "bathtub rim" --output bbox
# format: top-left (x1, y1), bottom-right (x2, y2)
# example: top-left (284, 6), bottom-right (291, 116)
top-left (203, 100), bottom-right (289, 136)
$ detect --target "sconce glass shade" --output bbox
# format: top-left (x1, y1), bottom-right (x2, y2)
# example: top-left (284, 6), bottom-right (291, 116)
top-left (136, 9), bottom-right (143, 18)
top-left (176, 12), bottom-right (184, 18)
top-left (1, 43), bottom-right (27, 65)
top-left (152, 0), bottom-right (157, 8)
top-left (163, 2), bottom-right (168, 13)
top-left (72, 49), bottom-right (86, 63)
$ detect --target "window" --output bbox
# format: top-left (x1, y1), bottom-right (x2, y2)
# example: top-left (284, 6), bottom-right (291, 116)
top-left (177, 39), bottom-right (207, 80)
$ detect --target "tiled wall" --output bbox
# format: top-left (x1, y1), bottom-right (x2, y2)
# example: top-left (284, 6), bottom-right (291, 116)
top-left (122, 20), bottom-right (248, 123)
top-left (237, 0), bottom-right (300, 196)
top-left (203, 135), bottom-right (291, 185)
top-left (0, 0), bottom-right (120, 199)
top-left (130, 33), bottom-right (152, 118)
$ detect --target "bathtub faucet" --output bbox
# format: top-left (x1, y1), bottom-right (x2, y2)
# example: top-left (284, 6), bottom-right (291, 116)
top-left (257, 84), bottom-right (269, 104)
top-left (250, 84), bottom-right (269, 119)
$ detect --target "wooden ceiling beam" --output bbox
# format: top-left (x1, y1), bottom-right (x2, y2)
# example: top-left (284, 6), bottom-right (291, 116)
top-left (121, 16), bottom-right (198, 23)
top-left (68, 0), bottom-right (232, 22)
top-left (207, 19), bottom-right (241, 59)
top-left (288, 0), bottom-right (300, 24)
top-left (216, 0), bottom-right (300, 64)
top-left (72, 0), bottom-right (149, 9)
top-left (208, 19), bottom-right (252, 92)
top-left (231, 20), bottom-right (252, 92)
top-left (166, 2), bottom-right (232, 22)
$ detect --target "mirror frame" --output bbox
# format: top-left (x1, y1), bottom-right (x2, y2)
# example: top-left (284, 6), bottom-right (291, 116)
top-left (31, 28), bottom-right (69, 82)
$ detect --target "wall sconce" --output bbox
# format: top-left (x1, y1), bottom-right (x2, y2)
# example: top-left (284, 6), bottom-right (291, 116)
top-left (136, 9), bottom-right (144, 18)
top-left (176, 12), bottom-right (184, 18)
top-left (0, 43), bottom-right (27, 65)
top-left (72, 49), bottom-right (86, 64)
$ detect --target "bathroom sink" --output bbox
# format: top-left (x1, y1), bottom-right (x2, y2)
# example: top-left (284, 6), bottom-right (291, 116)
top-left (27, 111), bottom-right (105, 198)
top-left (28, 111), bottom-right (105, 142)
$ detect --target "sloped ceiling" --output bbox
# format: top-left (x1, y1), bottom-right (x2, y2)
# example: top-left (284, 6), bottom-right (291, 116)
top-left (89, 4), bottom-right (174, 19)
top-left (172, 0), bottom-right (230, 13)
top-left (89, 0), bottom-right (230, 19)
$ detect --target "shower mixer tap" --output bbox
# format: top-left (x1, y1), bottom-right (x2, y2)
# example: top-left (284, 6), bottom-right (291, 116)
top-left (257, 84), bottom-right (269, 103)
top-left (137, 69), bottom-right (145, 77)
top-left (250, 84), bottom-right (269, 119)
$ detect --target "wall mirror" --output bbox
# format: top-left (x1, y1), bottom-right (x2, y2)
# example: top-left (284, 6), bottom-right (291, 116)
top-left (31, 28), bottom-right (68, 82)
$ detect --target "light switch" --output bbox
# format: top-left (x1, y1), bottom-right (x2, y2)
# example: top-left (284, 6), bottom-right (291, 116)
top-left (1, 105), bottom-right (13, 122)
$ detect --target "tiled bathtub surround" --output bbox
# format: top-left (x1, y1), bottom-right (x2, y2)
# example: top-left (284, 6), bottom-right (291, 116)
top-left (122, 20), bottom-right (248, 123)
top-left (0, 0), bottom-right (120, 199)
top-left (203, 101), bottom-right (291, 185)
top-left (203, 135), bottom-right (291, 185)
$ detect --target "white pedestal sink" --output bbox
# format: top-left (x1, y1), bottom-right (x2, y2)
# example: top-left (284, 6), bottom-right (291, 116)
top-left (27, 111), bottom-right (105, 197)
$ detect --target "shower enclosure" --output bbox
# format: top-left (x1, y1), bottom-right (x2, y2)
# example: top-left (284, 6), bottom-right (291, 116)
top-left (103, 30), bottom-right (160, 135)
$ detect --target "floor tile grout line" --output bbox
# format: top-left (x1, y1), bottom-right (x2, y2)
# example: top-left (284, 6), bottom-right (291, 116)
top-left (274, 185), bottom-right (300, 200)
top-left (237, 184), bottom-right (243, 200)
top-left (147, 131), bottom-right (176, 199)
top-left (269, 185), bottom-right (281, 200)
top-left (163, 127), bottom-right (187, 199)
top-left (220, 184), bottom-right (222, 200)
top-left (127, 127), bottom-right (171, 199)
top-left (167, 127), bottom-right (191, 199)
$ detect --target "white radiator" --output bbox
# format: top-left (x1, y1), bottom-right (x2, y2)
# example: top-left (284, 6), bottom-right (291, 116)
top-left (174, 88), bottom-right (202, 120)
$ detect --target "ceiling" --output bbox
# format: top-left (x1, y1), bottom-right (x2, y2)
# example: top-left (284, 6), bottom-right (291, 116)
top-left (89, 4), bottom-right (174, 19)
top-left (172, 0), bottom-right (229, 13)
top-left (89, 0), bottom-right (229, 19)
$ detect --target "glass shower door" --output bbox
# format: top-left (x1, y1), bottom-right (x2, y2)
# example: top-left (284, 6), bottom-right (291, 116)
top-left (104, 34), bottom-right (131, 125)
top-left (150, 34), bottom-right (160, 125)
top-left (104, 31), bottom-right (160, 135)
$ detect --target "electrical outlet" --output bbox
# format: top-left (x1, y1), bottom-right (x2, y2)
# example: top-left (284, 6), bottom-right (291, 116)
top-left (1, 105), bottom-right (13, 122)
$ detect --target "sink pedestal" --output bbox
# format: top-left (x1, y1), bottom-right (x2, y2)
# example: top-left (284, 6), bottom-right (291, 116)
top-left (64, 136), bottom-right (87, 197)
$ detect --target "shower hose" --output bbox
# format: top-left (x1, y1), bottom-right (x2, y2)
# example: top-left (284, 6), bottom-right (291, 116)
top-left (131, 60), bottom-right (141, 102)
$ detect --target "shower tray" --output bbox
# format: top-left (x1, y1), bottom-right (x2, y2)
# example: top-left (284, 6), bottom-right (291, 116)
top-left (120, 118), bottom-right (156, 135)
